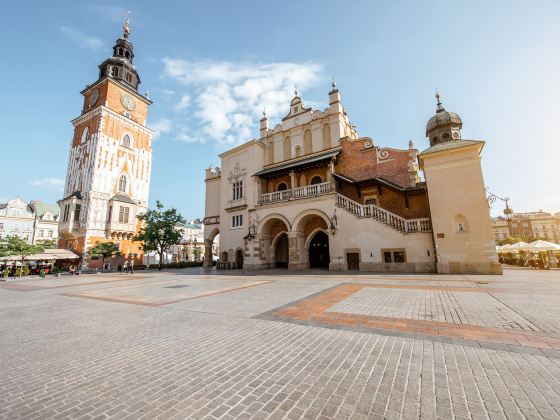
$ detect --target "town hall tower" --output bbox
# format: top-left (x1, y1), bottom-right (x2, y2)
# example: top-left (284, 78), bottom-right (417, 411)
top-left (58, 18), bottom-right (153, 269)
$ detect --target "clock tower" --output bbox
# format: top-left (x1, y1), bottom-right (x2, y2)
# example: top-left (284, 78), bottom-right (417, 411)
top-left (58, 18), bottom-right (153, 270)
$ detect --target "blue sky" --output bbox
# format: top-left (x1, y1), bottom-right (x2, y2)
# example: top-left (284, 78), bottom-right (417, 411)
top-left (1, 1), bottom-right (559, 219)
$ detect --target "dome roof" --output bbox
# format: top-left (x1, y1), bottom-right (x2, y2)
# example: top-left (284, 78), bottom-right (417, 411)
top-left (426, 110), bottom-right (462, 135)
top-left (425, 92), bottom-right (462, 136)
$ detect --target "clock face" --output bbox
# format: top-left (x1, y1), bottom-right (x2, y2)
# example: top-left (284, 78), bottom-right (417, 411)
top-left (89, 89), bottom-right (99, 107)
top-left (120, 93), bottom-right (137, 111)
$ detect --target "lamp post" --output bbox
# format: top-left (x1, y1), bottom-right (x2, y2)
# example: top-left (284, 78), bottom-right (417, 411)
top-left (486, 189), bottom-right (513, 221)
top-left (242, 222), bottom-right (257, 276)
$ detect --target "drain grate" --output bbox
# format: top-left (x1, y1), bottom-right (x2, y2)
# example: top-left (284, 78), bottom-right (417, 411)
top-left (164, 285), bottom-right (189, 289)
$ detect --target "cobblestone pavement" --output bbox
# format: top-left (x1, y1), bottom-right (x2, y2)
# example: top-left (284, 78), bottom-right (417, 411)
top-left (1, 268), bottom-right (560, 419)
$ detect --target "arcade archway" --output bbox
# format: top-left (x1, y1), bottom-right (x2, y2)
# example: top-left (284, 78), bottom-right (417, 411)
top-left (308, 230), bottom-right (330, 268)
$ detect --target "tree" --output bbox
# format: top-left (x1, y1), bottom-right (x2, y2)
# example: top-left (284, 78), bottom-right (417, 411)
top-left (88, 242), bottom-right (121, 271)
top-left (192, 246), bottom-right (203, 262)
top-left (37, 239), bottom-right (58, 249)
top-left (0, 235), bottom-right (44, 277)
top-left (134, 201), bottom-right (183, 271)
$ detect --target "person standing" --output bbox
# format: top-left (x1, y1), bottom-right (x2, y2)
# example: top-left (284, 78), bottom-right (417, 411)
top-left (129, 257), bottom-right (134, 275)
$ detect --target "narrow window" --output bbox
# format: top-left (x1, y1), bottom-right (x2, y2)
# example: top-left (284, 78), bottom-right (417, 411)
top-left (73, 204), bottom-right (81, 222)
top-left (304, 129), bottom-right (312, 154)
top-left (118, 175), bottom-right (127, 192)
top-left (121, 134), bottom-right (131, 148)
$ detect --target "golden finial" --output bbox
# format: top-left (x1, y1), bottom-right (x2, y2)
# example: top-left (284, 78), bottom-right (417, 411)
top-left (123, 10), bottom-right (131, 38)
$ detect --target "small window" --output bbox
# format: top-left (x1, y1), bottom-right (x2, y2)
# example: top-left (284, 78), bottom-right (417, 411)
top-left (232, 215), bottom-right (243, 228)
top-left (112, 67), bottom-right (119, 77)
top-left (384, 252), bottom-right (392, 263)
top-left (393, 252), bottom-right (406, 263)
top-left (118, 48), bottom-right (123, 55)
top-left (232, 181), bottom-right (243, 200)
top-left (118, 175), bottom-right (127, 192)
top-left (73, 204), bottom-right (81, 222)
top-left (63, 205), bottom-right (70, 222)
top-left (47, 230), bottom-right (53, 238)
top-left (126, 73), bottom-right (132, 83)
top-left (442, 132), bottom-right (450, 139)
top-left (432, 136), bottom-right (438, 143)
top-left (81, 127), bottom-right (89, 143)
top-left (118, 206), bottom-right (130, 223)
top-left (38, 230), bottom-right (44, 237)
top-left (121, 134), bottom-right (131, 148)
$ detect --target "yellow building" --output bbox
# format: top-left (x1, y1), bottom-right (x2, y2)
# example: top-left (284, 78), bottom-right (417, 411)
top-left (58, 19), bottom-right (153, 270)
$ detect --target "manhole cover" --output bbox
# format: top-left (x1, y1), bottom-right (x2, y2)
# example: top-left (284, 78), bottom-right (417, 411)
top-left (164, 285), bottom-right (189, 289)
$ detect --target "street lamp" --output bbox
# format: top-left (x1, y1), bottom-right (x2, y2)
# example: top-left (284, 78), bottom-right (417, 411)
top-left (486, 189), bottom-right (513, 221)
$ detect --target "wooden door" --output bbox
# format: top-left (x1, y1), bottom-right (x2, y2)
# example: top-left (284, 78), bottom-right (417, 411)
top-left (347, 253), bottom-right (360, 271)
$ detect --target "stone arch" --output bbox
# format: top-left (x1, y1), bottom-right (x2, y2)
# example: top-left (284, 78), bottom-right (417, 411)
top-left (283, 136), bottom-right (291, 161)
top-left (292, 209), bottom-right (331, 234)
top-left (204, 227), bottom-right (220, 267)
top-left (310, 175), bottom-right (323, 185)
top-left (304, 129), bottom-right (313, 154)
top-left (257, 213), bottom-right (291, 234)
top-left (322, 123), bottom-right (331, 149)
top-left (277, 182), bottom-right (288, 191)
top-left (304, 227), bottom-right (329, 250)
top-left (271, 231), bottom-right (289, 269)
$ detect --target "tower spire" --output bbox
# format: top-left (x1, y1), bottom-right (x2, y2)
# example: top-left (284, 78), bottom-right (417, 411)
top-left (435, 89), bottom-right (445, 112)
top-left (123, 10), bottom-right (131, 39)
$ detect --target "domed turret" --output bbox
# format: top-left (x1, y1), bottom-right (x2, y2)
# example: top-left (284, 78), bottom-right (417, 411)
top-left (97, 14), bottom-right (141, 91)
top-left (426, 91), bottom-right (462, 146)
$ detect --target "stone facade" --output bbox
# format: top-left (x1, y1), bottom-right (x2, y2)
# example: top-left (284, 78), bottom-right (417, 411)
top-left (58, 21), bottom-right (153, 270)
top-left (0, 198), bottom-right (36, 243)
top-left (204, 84), bottom-right (499, 274)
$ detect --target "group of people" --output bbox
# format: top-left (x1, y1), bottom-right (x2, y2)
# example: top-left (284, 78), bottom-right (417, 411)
top-left (499, 251), bottom-right (557, 270)
top-left (121, 258), bottom-right (135, 275)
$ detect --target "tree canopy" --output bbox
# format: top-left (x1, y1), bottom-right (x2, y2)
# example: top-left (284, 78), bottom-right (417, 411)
top-left (0, 235), bottom-right (45, 277)
top-left (134, 201), bottom-right (183, 270)
top-left (88, 242), bottom-right (121, 270)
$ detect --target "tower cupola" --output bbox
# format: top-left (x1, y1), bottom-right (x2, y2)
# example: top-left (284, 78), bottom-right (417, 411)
top-left (97, 14), bottom-right (141, 91)
top-left (425, 91), bottom-right (462, 146)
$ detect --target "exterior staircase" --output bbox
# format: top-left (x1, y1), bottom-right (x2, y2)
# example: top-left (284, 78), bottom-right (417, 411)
top-left (335, 193), bottom-right (432, 234)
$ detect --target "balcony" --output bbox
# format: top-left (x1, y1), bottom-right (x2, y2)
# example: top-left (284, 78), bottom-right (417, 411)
top-left (259, 182), bottom-right (334, 205)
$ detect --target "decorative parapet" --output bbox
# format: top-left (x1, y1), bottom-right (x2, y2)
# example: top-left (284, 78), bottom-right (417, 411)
top-left (205, 166), bottom-right (221, 180)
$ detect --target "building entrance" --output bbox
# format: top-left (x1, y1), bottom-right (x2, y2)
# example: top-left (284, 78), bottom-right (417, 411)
top-left (235, 249), bottom-right (244, 269)
top-left (309, 231), bottom-right (330, 268)
top-left (274, 233), bottom-right (289, 268)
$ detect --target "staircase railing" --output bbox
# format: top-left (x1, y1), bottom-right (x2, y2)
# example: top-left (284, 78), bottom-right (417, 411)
top-left (335, 193), bottom-right (431, 233)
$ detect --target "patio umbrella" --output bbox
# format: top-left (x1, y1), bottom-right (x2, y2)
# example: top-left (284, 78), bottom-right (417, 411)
top-left (519, 240), bottom-right (560, 252)
top-left (505, 242), bottom-right (528, 252)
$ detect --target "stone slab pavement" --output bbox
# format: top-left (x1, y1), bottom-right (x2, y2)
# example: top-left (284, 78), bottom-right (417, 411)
top-left (1, 268), bottom-right (560, 419)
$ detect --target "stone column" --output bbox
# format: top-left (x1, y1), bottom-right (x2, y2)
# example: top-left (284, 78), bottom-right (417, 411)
top-left (255, 233), bottom-right (270, 269)
top-left (287, 231), bottom-right (306, 270)
top-left (290, 170), bottom-right (297, 189)
top-left (203, 239), bottom-right (213, 268)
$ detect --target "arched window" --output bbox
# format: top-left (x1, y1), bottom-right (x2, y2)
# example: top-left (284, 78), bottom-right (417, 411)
top-left (118, 175), bottom-right (127, 193)
top-left (121, 134), bottom-right (131, 148)
top-left (111, 67), bottom-right (119, 77)
top-left (304, 129), bottom-right (313, 154)
top-left (80, 127), bottom-right (89, 143)
top-left (267, 142), bottom-right (274, 164)
top-left (277, 182), bottom-right (288, 191)
top-left (322, 123), bottom-right (331, 149)
top-left (310, 176), bottom-right (323, 185)
top-left (126, 73), bottom-right (132, 83)
top-left (283, 136), bottom-right (291, 160)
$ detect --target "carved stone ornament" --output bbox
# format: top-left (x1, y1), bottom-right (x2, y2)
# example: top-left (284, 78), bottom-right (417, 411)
top-left (227, 163), bottom-right (247, 181)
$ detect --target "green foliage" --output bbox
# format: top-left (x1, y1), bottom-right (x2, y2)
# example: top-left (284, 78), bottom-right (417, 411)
top-left (2, 267), bottom-right (10, 278)
top-left (148, 261), bottom-right (202, 270)
top-left (192, 246), bottom-right (203, 262)
top-left (88, 242), bottom-right (121, 270)
top-left (497, 237), bottom-right (524, 246)
top-left (134, 201), bottom-right (184, 270)
top-left (37, 239), bottom-right (58, 249)
top-left (0, 236), bottom-right (45, 277)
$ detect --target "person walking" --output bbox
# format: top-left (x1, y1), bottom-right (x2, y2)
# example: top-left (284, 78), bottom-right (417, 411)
top-left (129, 257), bottom-right (134, 275)
top-left (122, 260), bottom-right (128, 274)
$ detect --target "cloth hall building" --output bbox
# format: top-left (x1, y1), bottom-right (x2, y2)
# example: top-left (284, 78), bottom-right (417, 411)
top-left (203, 85), bottom-right (501, 274)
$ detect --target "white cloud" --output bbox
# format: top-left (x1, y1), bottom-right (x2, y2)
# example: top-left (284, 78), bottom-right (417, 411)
top-left (60, 26), bottom-right (104, 51)
top-left (88, 4), bottom-right (128, 23)
top-left (29, 178), bottom-right (64, 191)
top-left (174, 94), bottom-right (191, 112)
top-left (161, 59), bottom-right (323, 146)
top-left (150, 118), bottom-right (173, 140)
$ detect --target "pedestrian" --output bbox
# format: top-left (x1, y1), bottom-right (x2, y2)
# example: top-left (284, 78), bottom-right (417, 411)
top-left (129, 258), bottom-right (134, 275)
top-left (122, 260), bottom-right (128, 274)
